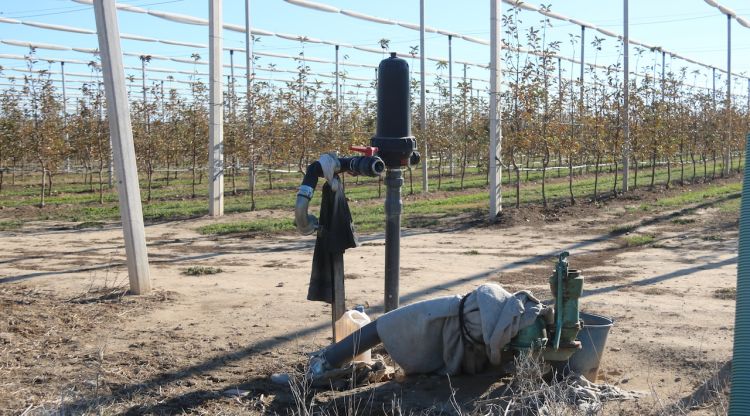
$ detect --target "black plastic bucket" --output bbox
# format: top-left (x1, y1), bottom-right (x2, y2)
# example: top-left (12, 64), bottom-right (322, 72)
top-left (567, 312), bottom-right (614, 381)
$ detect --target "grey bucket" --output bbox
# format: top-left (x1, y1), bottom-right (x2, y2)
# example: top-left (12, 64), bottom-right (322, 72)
top-left (567, 312), bottom-right (614, 381)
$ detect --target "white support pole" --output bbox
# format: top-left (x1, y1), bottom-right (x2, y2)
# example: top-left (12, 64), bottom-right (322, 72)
top-left (622, 0), bottom-right (630, 193)
top-left (419, 0), bottom-right (428, 193)
top-left (209, 0), bottom-right (224, 216)
top-left (489, 0), bottom-right (502, 219)
top-left (726, 14), bottom-right (732, 176)
top-left (245, 0), bottom-right (256, 208)
top-left (92, 0), bottom-right (151, 295)
top-left (448, 34), bottom-right (454, 176)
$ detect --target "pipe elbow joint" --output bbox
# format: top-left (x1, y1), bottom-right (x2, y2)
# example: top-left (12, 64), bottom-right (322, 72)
top-left (295, 186), bottom-right (318, 235)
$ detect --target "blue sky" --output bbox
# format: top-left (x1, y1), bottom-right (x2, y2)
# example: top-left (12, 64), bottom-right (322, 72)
top-left (1, 0), bottom-right (749, 104)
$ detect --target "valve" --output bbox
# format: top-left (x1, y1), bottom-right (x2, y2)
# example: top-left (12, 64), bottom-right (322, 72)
top-left (350, 145), bottom-right (379, 157)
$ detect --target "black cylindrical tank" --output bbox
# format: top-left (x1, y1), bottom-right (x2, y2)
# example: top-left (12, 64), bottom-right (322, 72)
top-left (371, 52), bottom-right (418, 168)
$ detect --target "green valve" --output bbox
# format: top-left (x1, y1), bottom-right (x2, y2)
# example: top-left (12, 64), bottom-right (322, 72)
top-left (546, 251), bottom-right (583, 361)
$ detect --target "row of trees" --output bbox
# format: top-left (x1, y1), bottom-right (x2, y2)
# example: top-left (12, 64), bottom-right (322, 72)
top-left (1, 10), bottom-right (748, 208)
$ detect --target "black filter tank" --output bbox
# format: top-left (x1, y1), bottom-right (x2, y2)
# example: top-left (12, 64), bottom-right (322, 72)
top-left (371, 52), bottom-right (419, 168)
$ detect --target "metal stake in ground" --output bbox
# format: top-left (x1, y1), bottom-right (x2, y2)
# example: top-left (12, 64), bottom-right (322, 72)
top-left (371, 53), bottom-right (419, 312)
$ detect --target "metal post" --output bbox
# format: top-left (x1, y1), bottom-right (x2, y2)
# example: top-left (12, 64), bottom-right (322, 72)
top-left (229, 49), bottom-right (235, 113)
top-left (448, 34), bottom-right (454, 176)
top-left (209, 0), bottom-right (224, 216)
top-left (622, 0), bottom-right (630, 192)
top-left (384, 168), bottom-right (403, 312)
top-left (419, 0), bottom-right (428, 193)
top-left (335, 44), bottom-right (340, 115)
top-left (489, 0), bottom-right (502, 219)
top-left (92, 0), bottom-right (151, 295)
top-left (245, 0), bottom-right (256, 209)
top-left (726, 14), bottom-right (732, 175)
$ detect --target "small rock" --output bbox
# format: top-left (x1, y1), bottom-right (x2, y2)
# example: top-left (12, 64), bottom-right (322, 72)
top-left (0, 332), bottom-right (14, 344)
top-left (271, 373), bottom-right (291, 385)
top-left (223, 388), bottom-right (250, 398)
top-left (610, 347), bottom-right (622, 352)
top-left (674, 377), bottom-right (682, 382)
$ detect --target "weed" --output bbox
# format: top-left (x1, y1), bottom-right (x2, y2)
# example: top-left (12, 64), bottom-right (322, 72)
top-left (713, 287), bottom-right (736, 300)
top-left (463, 250), bottom-right (481, 255)
top-left (622, 234), bottom-right (655, 247)
top-left (0, 220), bottom-right (22, 231)
top-left (75, 221), bottom-right (106, 229)
top-left (183, 266), bottom-right (223, 276)
top-left (196, 219), bottom-right (294, 235)
top-left (670, 218), bottom-right (696, 225)
top-left (609, 223), bottom-right (637, 235)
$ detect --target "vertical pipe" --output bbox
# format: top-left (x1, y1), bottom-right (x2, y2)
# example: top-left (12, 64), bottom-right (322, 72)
top-left (209, 0), bottom-right (224, 216)
top-left (335, 44), bottom-right (340, 115)
top-left (245, 0), bottom-right (256, 209)
top-left (92, 0), bottom-right (151, 295)
top-left (384, 168), bottom-right (403, 312)
top-left (489, 0), bottom-right (502, 219)
top-left (622, 0), bottom-right (630, 192)
top-left (448, 35), bottom-right (455, 177)
top-left (726, 14), bottom-right (732, 176)
top-left (419, 0), bottom-right (428, 193)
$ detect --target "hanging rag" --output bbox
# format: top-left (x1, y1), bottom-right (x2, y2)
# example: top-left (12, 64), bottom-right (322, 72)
top-left (307, 178), bottom-right (358, 303)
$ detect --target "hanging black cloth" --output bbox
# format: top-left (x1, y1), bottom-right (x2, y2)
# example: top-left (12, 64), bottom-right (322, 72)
top-left (307, 178), bottom-right (358, 303)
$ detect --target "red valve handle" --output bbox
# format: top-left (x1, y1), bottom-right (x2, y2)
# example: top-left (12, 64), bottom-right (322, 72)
top-left (349, 145), bottom-right (379, 157)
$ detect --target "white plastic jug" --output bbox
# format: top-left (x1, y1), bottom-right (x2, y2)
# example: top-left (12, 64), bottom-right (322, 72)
top-left (334, 309), bottom-right (372, 363)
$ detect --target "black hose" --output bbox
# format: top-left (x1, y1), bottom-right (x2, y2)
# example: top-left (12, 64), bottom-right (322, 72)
top-left (301, 161), bottom-right (322, 191)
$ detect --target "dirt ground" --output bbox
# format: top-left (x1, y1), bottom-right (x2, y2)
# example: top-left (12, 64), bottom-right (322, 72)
top-left (0, 182), bottom-right (739, 415)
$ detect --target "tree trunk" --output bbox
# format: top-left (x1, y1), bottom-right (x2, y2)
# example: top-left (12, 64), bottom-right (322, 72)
top-left (459, 147), bottom-right (467, 190)
top-left (612, 159), bottom-right (619, 195)
top-left (39, 167), bottom-right (46, 208)
top-left (711, 152), bottom-right (717, 179)
top-left (633, 156), bottom-right (639, 189)
top-left (593, 156), bottom-right (600, 201)
top-left (98, 168), bottom-right (104, 204)
top-left (568, 154), bottom-right (575, 205)
top-left (191, 155), bottom-right (197, 198)
top-left (437, 151), bottom-right (443, 191)
top-left (47, 170), bottom-right (53, 196)
top-left (541, 157), bottom-right (548, 209)
top-left (408, 166), bottom-right (414, 195)
top-left (515, 164), bottom-right (520, 209)
top-left (690, 152), bottom-right (696, 183)
top-left (666, 159), bottom-right (671, 189)
top-left (147, 165), bottom-right (153, 202)
top-left (679, 151), bottom-right (685, 186)
top-left (650, 150), bottom-right (657, 189)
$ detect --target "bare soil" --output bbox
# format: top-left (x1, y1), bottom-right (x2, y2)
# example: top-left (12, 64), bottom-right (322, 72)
top-left (0, 181), bottom-right (738, 415)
